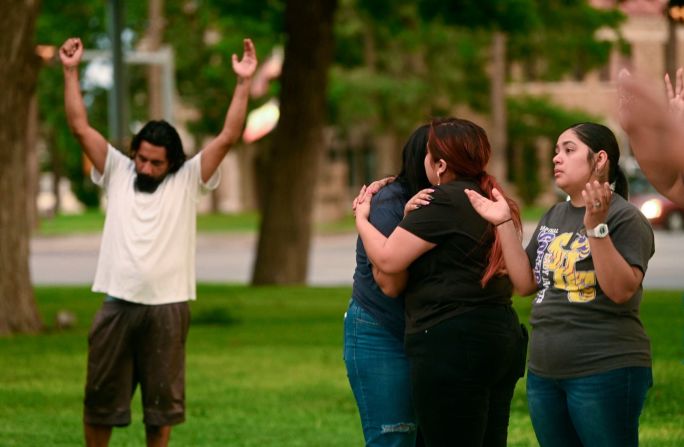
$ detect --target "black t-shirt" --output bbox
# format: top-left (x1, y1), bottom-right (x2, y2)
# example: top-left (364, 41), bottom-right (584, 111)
top-left (398, 180), bottom-right (513, 334)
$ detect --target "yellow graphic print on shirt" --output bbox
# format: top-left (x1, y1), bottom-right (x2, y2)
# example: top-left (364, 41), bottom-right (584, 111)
top-left (543, 232), bottom-right (597, 302)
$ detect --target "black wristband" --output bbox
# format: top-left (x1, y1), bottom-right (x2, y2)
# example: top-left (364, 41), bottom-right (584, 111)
top-left (495, 218), bottom-right (513, 227)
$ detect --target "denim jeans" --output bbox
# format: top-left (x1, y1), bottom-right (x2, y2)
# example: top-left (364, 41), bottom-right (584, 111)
top-left (527, 367), bottom-right (653, 447)
top-left (404, 305), bottom-right (527, 447)
top-left (344, 299), bottom-right (418, 447)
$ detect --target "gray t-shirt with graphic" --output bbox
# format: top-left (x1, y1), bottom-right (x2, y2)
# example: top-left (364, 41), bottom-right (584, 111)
top-left (525, 194), bottom-right (654, 378)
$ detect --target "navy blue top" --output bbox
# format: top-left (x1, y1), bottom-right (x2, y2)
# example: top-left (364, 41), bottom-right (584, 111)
top-left (352, 181), bottom-right (408, 341)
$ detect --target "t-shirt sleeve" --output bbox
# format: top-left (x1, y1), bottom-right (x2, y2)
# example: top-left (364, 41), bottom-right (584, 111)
top-left (398, 187), bottom-right (462, 244)
top-left (90, 144), bottom-right (128, 190)
top-left (194, 152), bottom-right (221, 194)
top-left (369, 187), bottom-right (404, 238)
top-left (608, 205), bottom-right (655, 274)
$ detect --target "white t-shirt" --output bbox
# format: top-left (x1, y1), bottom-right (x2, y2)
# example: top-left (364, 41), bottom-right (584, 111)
top-left (90, 145), bottom-right (219, 305)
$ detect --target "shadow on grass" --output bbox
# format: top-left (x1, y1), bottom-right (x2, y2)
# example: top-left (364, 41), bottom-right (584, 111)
top-left (192, 306), bottom-right (239, 326)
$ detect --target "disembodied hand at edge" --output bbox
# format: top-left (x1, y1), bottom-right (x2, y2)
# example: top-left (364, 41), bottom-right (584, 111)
top-left (618, 69), bottom-right (671, 132)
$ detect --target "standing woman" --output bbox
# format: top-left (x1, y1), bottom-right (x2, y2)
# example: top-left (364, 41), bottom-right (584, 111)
top-left (466, 122), bottom-right (655, 447)
top-left (354, 117), bottom-right (527, 447)
top-left (344, 125), bottom-right (432, 447)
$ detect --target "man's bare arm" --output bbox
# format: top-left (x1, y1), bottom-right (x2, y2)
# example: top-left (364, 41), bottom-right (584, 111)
top-left (200, 38), bottom-right (257, 183)
top-left (60, 38), bottom-right (108, 174)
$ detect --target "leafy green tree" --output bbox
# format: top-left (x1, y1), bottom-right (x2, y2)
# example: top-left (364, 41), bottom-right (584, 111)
top-left (508, 0), bottom-right (625, 81)
top-left (36, 2), bottom-right (108, 211)
top-left (329, 0), bottom-right (541, 184)
top-left (162, 0), bottom-right (283, 139)
top-left (504, 1), bottom-right (624, 201)
top-left (331, 1), bottom-right (493, 133)
top-left (507, 96), bottom-right (598, 204)
top-left (332, 0), bottom-right (624, 202)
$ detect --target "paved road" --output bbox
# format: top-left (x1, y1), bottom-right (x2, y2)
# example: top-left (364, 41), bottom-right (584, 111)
top-left (29, 232), bottom-right (357, 286)
top-left (31, 225), bottom-right (684, 289)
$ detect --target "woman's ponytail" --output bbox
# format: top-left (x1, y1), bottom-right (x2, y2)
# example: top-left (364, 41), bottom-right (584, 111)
top-left (613, 166), bottom-right (629, 200)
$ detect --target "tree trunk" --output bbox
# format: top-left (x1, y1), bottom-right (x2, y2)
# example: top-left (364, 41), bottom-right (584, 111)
top-left (251, 0), bottom-right (337, 284)
top-left (0, 0), bottom-right (43, 335)
top-left (26, 94), bottom-right (40, 228)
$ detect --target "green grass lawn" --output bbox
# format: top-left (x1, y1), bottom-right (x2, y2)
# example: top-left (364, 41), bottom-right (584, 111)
top-left (36, 211), bottom-right (349, 235)
top-left (36, 210), bottom-right (262, 235)
top-left (1, 286), bottom-right (682, 446)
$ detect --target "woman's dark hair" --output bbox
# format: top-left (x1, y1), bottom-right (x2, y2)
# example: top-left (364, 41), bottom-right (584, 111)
top-left (130, 120), bottom-right (186, 174)
top-left (427, 117), bottom-right (522, 286)
top-left (396, 124), bottom-right (431, 199)
top-left (568, 122), bottom-right (628, 199)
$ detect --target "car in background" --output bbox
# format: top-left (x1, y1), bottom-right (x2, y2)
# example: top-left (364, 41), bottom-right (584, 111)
top-left (629, 174), bottom-right (684, 231)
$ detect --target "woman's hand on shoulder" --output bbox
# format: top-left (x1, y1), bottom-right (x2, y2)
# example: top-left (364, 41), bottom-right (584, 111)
top-left (464, 188), bottom-right (511, 225)
top-left (353, 176), bottom-right (397, 220)
top-left (367, 176), bottom-right (395, 194)
top-left (352, 176), bottom-right (395, 214)
top-left (403, 188), bottom-right (434, 217)
top-left (352, 185), bottom-right (374, 220)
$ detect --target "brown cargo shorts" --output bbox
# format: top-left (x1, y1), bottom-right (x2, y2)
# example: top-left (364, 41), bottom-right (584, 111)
top-left (83, 297), bottom-right (190, 427)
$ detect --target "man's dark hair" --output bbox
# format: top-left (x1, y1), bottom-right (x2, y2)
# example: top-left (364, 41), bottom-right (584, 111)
top-left (130, 120), bottom-right (186, 174)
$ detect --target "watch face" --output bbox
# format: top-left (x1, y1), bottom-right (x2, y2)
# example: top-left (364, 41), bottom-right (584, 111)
top-left (597, 224), bottom-right (609, 237)
top-left (588, 223), bottom-right (609, 238)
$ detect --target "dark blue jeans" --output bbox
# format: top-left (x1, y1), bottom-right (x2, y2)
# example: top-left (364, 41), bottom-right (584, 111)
top-left (344, 299), bottom-right (418, 447)
top-left (527, 367), bottom-right (653, 447)
top-left (404, 305), bottom-right (527, 447)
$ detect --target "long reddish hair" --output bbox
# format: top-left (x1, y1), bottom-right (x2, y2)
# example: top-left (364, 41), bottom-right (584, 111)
top-left (428, 117), bottom-right (522, 286)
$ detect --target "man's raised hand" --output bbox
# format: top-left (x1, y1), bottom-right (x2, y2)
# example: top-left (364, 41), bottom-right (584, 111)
top-left (60, 38), bottom-right (83, 69)
top-left (232, 38), bottom-right (257, 80)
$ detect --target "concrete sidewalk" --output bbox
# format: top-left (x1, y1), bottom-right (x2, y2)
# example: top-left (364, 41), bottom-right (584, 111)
top-left (30, 232), bottom-right (358, 286)
top-left (30, 221), bottom-right (683, 289)
top-left (28, 222), bottom-right (535, 286)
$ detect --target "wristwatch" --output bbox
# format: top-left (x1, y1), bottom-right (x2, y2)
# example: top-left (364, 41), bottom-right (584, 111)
top-left (586, 223), bottom-right (609, 238)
